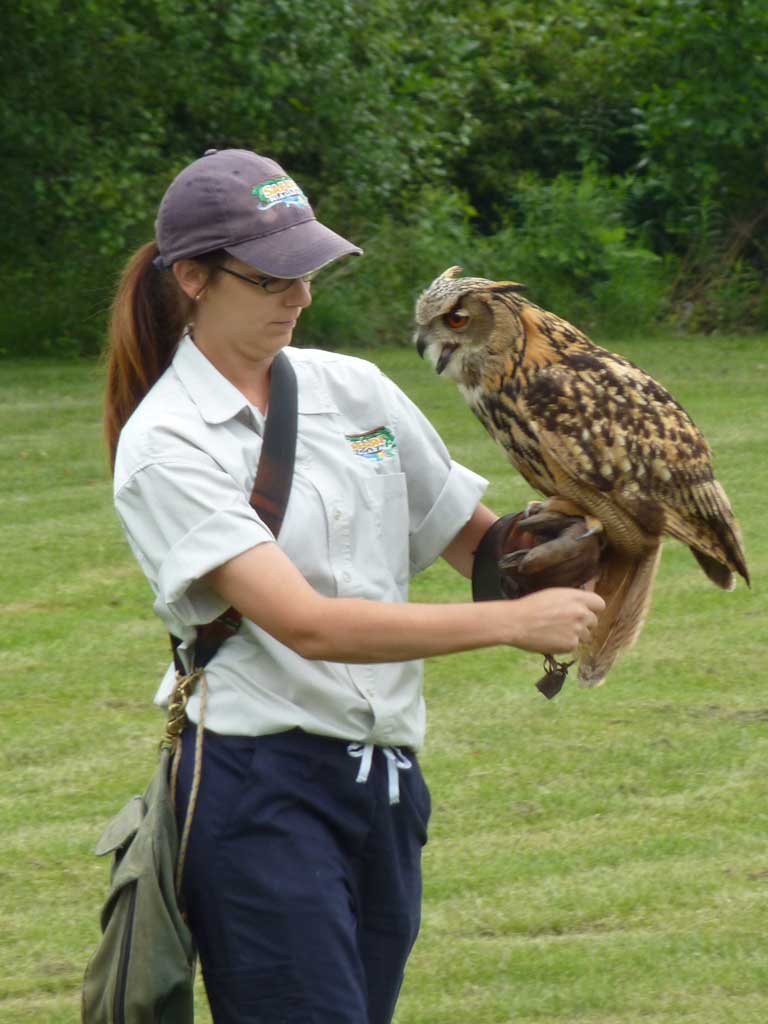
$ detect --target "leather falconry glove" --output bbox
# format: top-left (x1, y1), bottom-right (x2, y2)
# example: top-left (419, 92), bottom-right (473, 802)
top-left (472, 509), bottom-right (605, 699)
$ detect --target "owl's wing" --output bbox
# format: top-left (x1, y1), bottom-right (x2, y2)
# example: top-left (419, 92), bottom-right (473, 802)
top-left (522, 351), bottom-right (736, 555)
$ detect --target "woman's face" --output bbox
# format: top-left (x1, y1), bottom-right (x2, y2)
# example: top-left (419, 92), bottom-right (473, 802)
top-left (175, 256), bottom-right (313, 363)
top-left (207, 257), bottom-right (313, 343)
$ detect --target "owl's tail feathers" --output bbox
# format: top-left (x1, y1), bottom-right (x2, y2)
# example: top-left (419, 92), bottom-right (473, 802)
top-left (690, 520), bottom-right (749, 592)
top-left (577, 544), bottom-right (662, 688)
top-left (690, 549), bottom-right (737, 590)
top-left (681, 480), bottom-right (750, 589)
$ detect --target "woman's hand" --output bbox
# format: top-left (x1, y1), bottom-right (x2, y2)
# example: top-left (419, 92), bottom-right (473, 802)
top-left (500, 587), bottom-right (604, 654)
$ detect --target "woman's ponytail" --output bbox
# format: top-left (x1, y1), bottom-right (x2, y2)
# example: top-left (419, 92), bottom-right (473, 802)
top-left (103, 242), bottom-right (190, 470)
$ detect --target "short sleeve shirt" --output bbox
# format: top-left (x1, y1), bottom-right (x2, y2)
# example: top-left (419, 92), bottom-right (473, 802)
top-left (114, 335), bottom-right (487, 750)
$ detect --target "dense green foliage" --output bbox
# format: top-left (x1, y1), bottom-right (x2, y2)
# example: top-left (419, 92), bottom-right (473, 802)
top-left (4, 0), bottom-right (767, 355)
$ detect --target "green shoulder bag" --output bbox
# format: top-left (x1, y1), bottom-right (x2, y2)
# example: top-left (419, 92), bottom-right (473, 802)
top-left (81, 742), bottom-right (196, 1023)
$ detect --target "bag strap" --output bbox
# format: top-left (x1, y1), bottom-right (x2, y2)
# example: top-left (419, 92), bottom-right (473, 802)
top-left (164, 351), bottom-right (297, 899)
top-left (170, 349), bottom-right (298, 674)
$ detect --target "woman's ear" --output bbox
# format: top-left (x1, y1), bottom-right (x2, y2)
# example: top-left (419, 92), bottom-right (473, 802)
top-left (172, 259), bottom-right (209, 301)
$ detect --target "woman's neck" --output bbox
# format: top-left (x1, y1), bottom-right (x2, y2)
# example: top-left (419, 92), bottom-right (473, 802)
top-left (189, 324), bottom-right (276, 413)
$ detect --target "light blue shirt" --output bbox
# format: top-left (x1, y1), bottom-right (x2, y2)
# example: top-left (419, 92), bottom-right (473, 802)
top-left (114, 335), bottom-right (487, 749)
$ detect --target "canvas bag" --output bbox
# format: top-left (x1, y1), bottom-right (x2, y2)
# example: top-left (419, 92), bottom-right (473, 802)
top-left (81, 747), bottom-right (195, 1023)
top-left (81, 351), bottom-right (298, 1023)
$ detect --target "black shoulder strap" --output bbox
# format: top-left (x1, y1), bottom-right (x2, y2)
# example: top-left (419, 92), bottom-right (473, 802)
top-left (245, 348), bottom-right (298, 538)
top-left (171, 350), bottom-right (298, 672)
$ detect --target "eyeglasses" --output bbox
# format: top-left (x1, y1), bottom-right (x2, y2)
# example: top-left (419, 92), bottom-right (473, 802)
top-left (218, 266), bottom-right (316, 294)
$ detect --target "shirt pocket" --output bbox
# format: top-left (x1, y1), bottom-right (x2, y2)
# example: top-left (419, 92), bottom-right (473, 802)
top-left (362, 472), bottom-right (410, 584)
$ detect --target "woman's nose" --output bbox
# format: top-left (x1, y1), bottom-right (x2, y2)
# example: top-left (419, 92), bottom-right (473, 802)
top-left (284, 278), bottom-right (313, 308)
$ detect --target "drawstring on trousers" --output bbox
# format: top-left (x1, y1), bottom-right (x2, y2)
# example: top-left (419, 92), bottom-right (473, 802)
top-left (346, 742), bottom-right (412, 804)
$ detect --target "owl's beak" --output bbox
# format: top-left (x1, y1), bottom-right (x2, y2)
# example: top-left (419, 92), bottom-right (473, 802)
top-left (415, 333), bottom-right (427, 359)
top-left (435, 343), bottom-right (458, 375)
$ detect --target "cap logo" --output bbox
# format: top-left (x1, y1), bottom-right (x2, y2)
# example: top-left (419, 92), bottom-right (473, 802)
top-left (251, 176), bottom-right (309, 211)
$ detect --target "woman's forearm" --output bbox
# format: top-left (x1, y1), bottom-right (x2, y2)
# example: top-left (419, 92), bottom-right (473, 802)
top-left (206, 542), bottom-right (603, 665)
top-left (294, 595), bottom-right (511, 662)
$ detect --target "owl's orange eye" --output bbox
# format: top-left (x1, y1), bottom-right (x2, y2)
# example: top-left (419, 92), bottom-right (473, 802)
top-left (446, 309), bottom-right (469, 329)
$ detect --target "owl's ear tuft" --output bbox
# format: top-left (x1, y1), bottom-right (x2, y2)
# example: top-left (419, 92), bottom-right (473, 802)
top-left (438, 265), bottom-right (465, 281)
top-left (489, 281), bottom-right (527, 294)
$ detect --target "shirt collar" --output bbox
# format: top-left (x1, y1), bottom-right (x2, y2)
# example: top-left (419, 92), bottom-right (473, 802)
top-left (171, 332), bottom-right (339, 424)
top-left (172, 333), bottom-right (251, 425)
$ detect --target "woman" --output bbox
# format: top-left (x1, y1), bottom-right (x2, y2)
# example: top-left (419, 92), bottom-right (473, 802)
top-left (105, 148), bottom-right (603, 1024)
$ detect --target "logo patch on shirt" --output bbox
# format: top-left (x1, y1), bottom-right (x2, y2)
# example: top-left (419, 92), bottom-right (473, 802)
top-left (251, 176), bottom-right (310, 211)
top-left (346, 427), bottom-right (398, 462)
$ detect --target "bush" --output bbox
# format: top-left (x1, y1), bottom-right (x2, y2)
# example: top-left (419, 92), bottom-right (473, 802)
top-left (474, 169), bottom-right (668, 336)
top-left (300, 169), bottom-right (668, 350)
top-left (299, 188), bottom-right (481, 350)
top-left (1, 247), bottom-right (120, 358)
top-left (3, 0), bottom-right (767, 356)
top-left (2, 169), bottom-right (751, 360)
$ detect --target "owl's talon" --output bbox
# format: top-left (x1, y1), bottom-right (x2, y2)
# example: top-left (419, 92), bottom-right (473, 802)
top-left (578, 516), bottom-right (604, 539)
top-left (498, 550), bottom-right (526, 571)
top-left (523, 500), bottom-right (546, 519)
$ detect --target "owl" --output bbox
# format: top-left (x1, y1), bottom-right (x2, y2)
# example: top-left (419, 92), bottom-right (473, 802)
top-left (414, 266), bottom-right (750, 686)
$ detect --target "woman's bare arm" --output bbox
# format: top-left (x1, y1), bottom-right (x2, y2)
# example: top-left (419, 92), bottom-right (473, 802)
top-left (440, 503), bottom-right (498, 579)
top-left (205, 541), bottom-right (604, 664)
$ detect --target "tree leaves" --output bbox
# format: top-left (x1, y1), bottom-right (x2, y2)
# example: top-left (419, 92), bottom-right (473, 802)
top-left (2, 0), bottom-right (767, 353)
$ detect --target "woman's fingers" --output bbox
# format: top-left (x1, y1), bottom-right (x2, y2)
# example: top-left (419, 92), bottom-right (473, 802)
top-left (506, 587), bottom-right (605, 654)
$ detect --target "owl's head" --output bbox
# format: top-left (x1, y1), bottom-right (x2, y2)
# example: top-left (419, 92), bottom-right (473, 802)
top-left (413, 266), bottom-right (527, 382)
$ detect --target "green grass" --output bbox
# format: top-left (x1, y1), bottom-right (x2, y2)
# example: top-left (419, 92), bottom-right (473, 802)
top-left (1, 335), bottom-right (767, 1022)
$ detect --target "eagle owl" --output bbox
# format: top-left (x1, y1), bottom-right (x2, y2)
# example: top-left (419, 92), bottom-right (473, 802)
top-left (414, 266), bottom-right (750, 687)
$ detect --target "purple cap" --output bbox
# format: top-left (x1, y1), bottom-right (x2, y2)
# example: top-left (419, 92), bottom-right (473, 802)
top-left (155, 149), bottom-right (362, 276)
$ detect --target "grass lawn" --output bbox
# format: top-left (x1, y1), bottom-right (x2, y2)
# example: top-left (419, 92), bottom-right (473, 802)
top-left (1, 334), bottom-right (766, 1023)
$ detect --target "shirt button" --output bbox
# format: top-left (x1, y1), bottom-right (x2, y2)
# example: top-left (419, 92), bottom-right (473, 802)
top-left (342, 571), bottom-right (351, 583)
top-left (334, 510), bottom-right (343, 521)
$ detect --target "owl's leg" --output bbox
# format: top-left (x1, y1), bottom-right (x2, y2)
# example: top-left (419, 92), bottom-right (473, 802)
top-left (538, 496), bottom-right (589, 518)
top-left (531, 497), bottom-right (604, 539)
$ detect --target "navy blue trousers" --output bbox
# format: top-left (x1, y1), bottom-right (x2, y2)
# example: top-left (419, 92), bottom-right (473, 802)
top-left (175, 728), bottom-right (431, 1024)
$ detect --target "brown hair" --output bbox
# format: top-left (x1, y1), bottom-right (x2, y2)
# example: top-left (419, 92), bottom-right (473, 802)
top-left (103, 243), bottom-right (225, 469)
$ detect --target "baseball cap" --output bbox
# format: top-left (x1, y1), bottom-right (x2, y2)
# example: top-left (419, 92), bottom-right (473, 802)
top-left (154, 148), bottom-right (362, 277)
